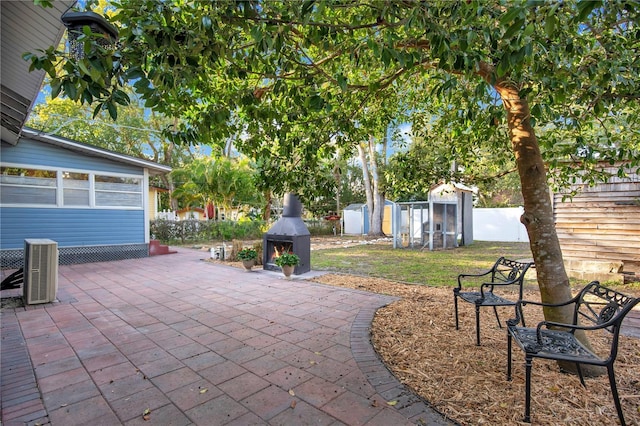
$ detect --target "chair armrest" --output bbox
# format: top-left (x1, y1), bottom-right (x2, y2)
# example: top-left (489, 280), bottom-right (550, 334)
top-left (457, 269), bottom-right (492, 288)
top-left (479, 279), bottom-right (521, 295)
top-left (534, 319), bottom-right (612, 344)
top-left (519, 293), bottom-right (580, 309)
top-left (508, 295), bottom-right (579, 328)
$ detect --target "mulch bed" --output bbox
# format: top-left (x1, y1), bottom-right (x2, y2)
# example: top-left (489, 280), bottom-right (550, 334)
top-left (310, 273), bottom-right (640, 426)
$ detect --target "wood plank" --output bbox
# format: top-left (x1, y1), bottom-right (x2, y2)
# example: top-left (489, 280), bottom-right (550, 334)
top-left (554, 201), bottom-right (640, 209)
top-left (553, 206), bottom-right (639, 214)
top-left (554, 191), bottom-right (640, 198)
top-left (559, 240), bottom-right (639, 250)
top-left (559, 241), bottom-right (640, 254)
top-left (554, 217), bottom-right (640, 224)
top-left (559, 188), bottom-right (640, 197)
top-left (555, 223), bottom-right (640, 231)
top-left (556, 227), bottom-right (640, 236)
top-left (560, 247), bottom-right (640, 262)
top-left (558, 234), bottom-right (640, 246)
top-left (555, 217), bottom-right (638, 223)
top-left (554, 198), bottom-right (640, 206)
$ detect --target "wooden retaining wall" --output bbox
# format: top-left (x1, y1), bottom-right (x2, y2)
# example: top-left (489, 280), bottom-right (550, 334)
top-left (553, 164), bottom-right (640, 277)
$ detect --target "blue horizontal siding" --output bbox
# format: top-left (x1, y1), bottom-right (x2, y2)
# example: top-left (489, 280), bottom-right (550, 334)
top-left (0, 208), bottom-right (145, 249)
top-left (1, 139), bottom-right (142, 175)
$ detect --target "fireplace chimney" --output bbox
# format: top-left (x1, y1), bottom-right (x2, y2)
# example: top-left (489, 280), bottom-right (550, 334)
top-left (263, 194), bottom-right (311, 275)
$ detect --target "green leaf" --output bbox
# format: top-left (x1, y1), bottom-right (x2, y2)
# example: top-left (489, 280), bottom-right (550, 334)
top-left (43, 60), bottom-right (56, 78)
top-left (81, 89), bottom-right (93, 104)
top-left (301, 0), bottom-right (315, 17)
top-left (531, 103), bottom-right (541, 117)
top-left (89, 58), bottom-right (105, 73)
top-left (50, 79), bottom-right (62, 99)
top-left (112, 89), bottom-right (130, 106)
top-left (106, 102), bottom-right (117, 120)
top-left (381, 48), bottom-right (392, 66)
top-left (124, 66), bottom-right (145, 80)
top-left (144, 97), bottom-right (158, 108)
top-left (523, 23), bottom-right (534, 38)
top-left (336, 74), bottom-right (347, 91)
top-left (63, 80), bottom-right (78, 100)
top-left (307, 94), bottom-right (324, 111)
top-left (78, 60), bottom-right (91, 76)
top-left (134, 78), bottom-right (151, 91)
top-left (500, 8), bottom-right (522, 25)
top-left (544, 14), bottom-right (557, 38)
top-left (250, 26), bottom-right (263, 43)
top-left (504, 18), bottom-right (524, 39)
top-left (576, 1), bottom-right (599, 21)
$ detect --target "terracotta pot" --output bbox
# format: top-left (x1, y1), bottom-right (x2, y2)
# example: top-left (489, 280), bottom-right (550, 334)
top-left (242, 260), bottom-right (254, 271)
top-left (281, 265), bottom-right (295, 278)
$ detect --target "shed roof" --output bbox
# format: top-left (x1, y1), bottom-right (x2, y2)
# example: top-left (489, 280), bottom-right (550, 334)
top-left (431, 182), bottom-right (476, 193)
top-left (344, 203), bottom-right (365, 211)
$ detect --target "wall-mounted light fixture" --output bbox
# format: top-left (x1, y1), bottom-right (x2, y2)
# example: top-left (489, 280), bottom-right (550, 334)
top-left (61, 11), bottom-right (118, 60)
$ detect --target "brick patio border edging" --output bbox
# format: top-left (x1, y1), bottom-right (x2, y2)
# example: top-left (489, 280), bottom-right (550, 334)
top-left (350, 305), bottom-right (457, 426)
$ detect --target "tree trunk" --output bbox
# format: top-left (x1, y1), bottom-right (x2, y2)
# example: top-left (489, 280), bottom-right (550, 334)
top-left (497, 84), bottom-right (600, 375)
top-left (358, 140), bottom-right (385, 236)
top-left (333, 154), bottom-right (342, 234)
top-left (369, 136), bottom-right (386, 235)
top-left (262, 190), bottom-right (271, 221)
top-left (358, 142), bottom-right (375, 234)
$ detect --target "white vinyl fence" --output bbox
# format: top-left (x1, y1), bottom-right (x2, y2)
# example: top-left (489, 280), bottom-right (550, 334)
top-left (473, 207), bottom-right (529, 242)
top-left (156, 210), bottom-right (179, 220)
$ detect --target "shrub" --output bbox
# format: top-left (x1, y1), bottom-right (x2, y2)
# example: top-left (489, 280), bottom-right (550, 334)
top-left (237, 247), bottom-right (258, 261)
top-left (275, 252), bottom-right (300, 267)
top-left (150, 219), bottom-right (266, 244)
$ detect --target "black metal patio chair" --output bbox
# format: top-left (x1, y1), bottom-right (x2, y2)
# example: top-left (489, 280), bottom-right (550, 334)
top-left (506, 281), bottom-right (640, 425)
top-left (454, 257), bottom-right (533, 345)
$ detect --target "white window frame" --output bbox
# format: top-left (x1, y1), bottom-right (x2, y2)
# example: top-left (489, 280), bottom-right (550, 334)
top-left (0, 163), bottom-right (144, 210)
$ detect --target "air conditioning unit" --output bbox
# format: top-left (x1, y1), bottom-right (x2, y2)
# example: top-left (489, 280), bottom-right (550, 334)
top-left (23, 239), bottom-right (58, 305)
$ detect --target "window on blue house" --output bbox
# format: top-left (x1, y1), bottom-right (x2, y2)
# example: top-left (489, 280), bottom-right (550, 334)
top-left (0, 167), bottom-right (57, 205)
top-left (1, 166), bottom-right (143, 209)
top-left (95, 175), bottom-right (142, 207)
top-left (63, 172), bottom-right (90, 206)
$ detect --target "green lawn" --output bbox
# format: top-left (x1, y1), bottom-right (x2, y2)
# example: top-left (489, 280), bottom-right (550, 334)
top-left (311, 240), bottom-right (534, 287)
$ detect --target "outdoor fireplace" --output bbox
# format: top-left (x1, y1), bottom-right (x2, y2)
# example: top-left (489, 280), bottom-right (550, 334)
top-left (263, 193), bottom-right (311, 275)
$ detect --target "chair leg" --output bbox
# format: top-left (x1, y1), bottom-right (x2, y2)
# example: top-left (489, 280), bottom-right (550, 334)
top-left (454, 294), bottom-right (459, 330)
top-left (493, 306), bottom-right (502, 328)
top-left (575, 363), bottom-right (586, 387)
top-left (475, 304), bottom-right (481, 346)
top-left (524, 355), bottom-right (533, 423)
top-left (507, 332), bottom-right (512, 381)
top-left (607, 365), bottom-right (626, 426)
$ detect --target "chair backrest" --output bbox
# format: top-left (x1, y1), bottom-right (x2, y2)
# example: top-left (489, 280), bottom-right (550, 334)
top-left (573, 281), bottom-right (639, 331)
top-left (572, 281), bottom-right (640, 360)
top-left (491, 257), bottom-right (533, 285)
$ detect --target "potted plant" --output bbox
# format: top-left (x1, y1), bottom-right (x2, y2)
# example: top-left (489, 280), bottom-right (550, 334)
top-left (237, 247), bottom-right (258, 271)
top-left (274, 252), bottom-right (300, 278)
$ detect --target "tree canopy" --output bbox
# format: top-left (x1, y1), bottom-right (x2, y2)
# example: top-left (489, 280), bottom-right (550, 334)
top-left (27, 1), bottom-right (638, 191)
top-left (171, 155), bottom-right (261, 217)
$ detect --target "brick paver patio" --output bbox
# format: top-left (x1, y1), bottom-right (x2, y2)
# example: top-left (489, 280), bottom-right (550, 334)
top-left (1, 248), bottom-right (452, 425)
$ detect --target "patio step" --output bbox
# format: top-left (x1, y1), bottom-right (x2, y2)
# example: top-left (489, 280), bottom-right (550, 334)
top-left (149, 240), bottom-right (177, 256)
